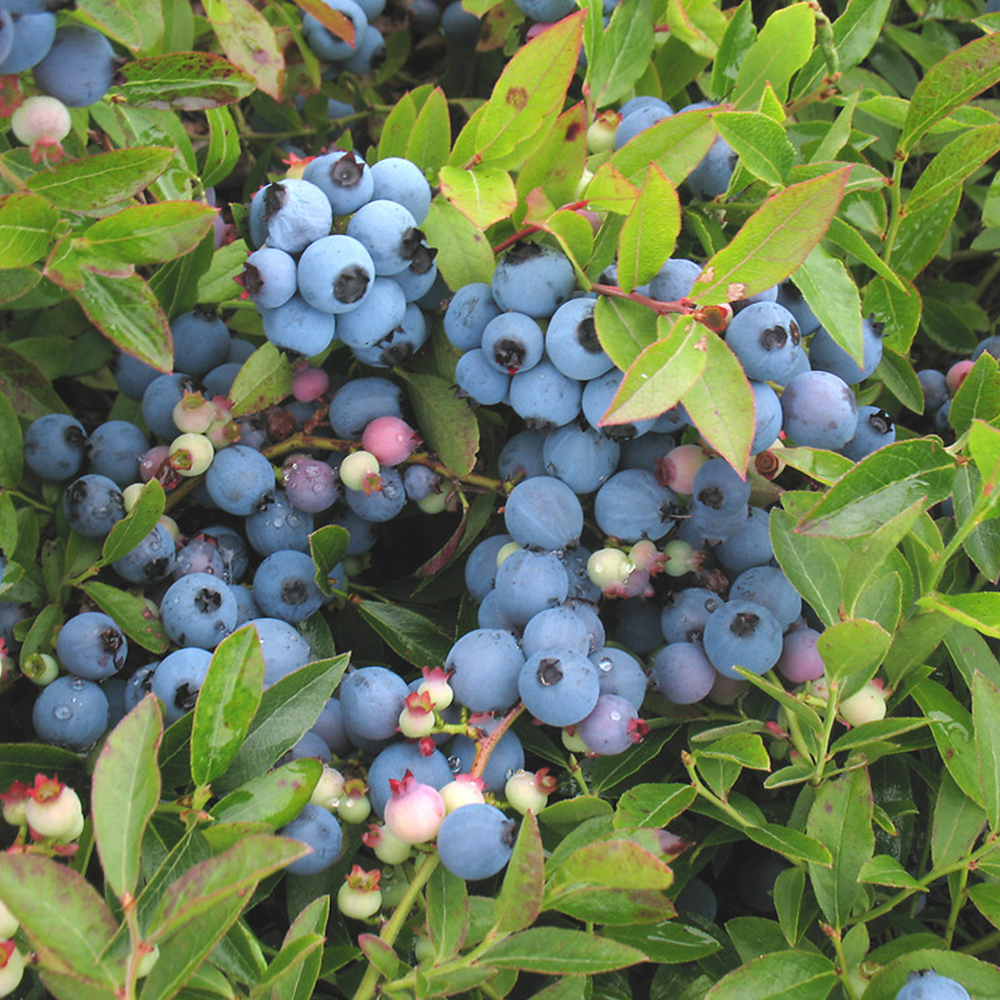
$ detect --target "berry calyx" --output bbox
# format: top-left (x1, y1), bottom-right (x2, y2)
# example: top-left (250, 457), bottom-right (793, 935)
top-left (0, 940), bottom-right (25, 998)
top-left (362, 823), bottom-right (412, 864)
top-left (398, 690), bottom-right (436, 739)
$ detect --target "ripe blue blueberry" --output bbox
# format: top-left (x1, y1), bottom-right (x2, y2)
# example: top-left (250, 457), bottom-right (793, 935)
top-left (33, 675), bottom-right (109, 750)
top-left (893, 970), bottom-right (970, 1000)
top-left (279, 804), bottom-right (343, 875)
top-left (518, 648), bottom-right (600, 726)
top-left (160, 573), bottom-right (237, 649)
top-left (491, 243), bottom-right (576, 319)
top-left (253, 549), bottom-right (324, 623)
top-left (703, 600), bottom-right (784, 679)
top-left (63, 474), bottom-right (125, 538)
top-left (437, 804), bottom-right (516, 880)
top-left (249, 178), bottom-right (333, 254)
top-left (446, 628), bottom-right (525, 712)
top-left (204, 445), bottom-right (276, 516)
top-left (340, 665), bottom-right (410, 744)
top-left (151, 647), bottom-right (213, 725)
top-left (56, 612), bottom-right (127, 681)
top-left (25, 414), bottom-right (86, 481)
top-left (33, 25), bottom-right (116, 107)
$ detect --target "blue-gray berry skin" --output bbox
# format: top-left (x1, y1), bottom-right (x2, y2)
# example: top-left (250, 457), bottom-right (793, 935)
top-left (171, 311), bottom-right (230, 376)
top-left (247, 617), bottom-right (312, 687)
top-left (340, 665), bottom-right (410, 744)
top-left (594, 470), bottom-right (676, 542)
top-left (840, 406), bottom-right (896, 462)
top-left (370, 157), bottom-right (432, 224)
top-left (260, 293), bottom-right (337, 357)
top-left (491, 243), bottom-right (576, 319)
top-left (87, 420), bottom-right (149, 487)
top-left (25, 414), bottom-right (86, 481)
top-left (519, 648), bottom-right (600, 727)
top-left (151, 647), bottom-right (213, 725)
top-left (444, 282), bottom-right (501, 351)
top-left (0, 11), bottom-right (55, 74)
top-left (780, 370), bottom-right (859, 450)
top-left (545, 297), bottom-right (614, 381)
top-left (279, 805), bottom-right (343, 875)
top-left (33, 24), bottom-right (116, 106)
top-left (437, 804), bottom-right (516, 880)
top-left (446, 628), bottom-right (524, 713)
top-left (252, 550), bottom-right (324, 624)
top-left (56, 612), bottom-right (128, 681)
top-left (249, 178), bottom-right (333, 253)
top-left (204, 445), bottom-right (275, 516)
top-left (808, 316), bottom-right (885, 385)
top-left (725, 302), bottom-right (802, 383)
top-left (160, 573), bottom-right (237, 650)
top-left (703, 600), bottom-right (783, 680)
top-left (894, 970), bottom-right (970, 1000)
top-left (63, 474), bottom-right (125, 538)
top-left (303, 149), bottom-right (374, 215)
top-left (346, 200), bottom-right (423, 277)
top-left (33, 675), bottom-right (109, 750)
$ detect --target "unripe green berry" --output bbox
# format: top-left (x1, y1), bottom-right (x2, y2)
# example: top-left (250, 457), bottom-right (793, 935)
top-left (0, 898), bottom-right (17, 939)
top-left (338, 791), bottom-right (372, 825)
top-left (340, 451), bottom-right (380, 492)
top-left (839, 681), bottom-right (887, 727)
top-left (169, 433), bottom-right (215, 477)
top-left (310, 766), bottom-right (346, 811)
top-left (416, 492), bottom-right (448, 514)
top-left (586, 547), bottom-right (632, 588)
top-left (496, 540), bottom-right (521, 567)
top-left (122, 483), bottom-right (146, 512)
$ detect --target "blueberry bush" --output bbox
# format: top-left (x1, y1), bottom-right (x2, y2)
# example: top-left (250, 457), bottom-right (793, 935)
top-left (0, 1), bottom-right (1000, 999)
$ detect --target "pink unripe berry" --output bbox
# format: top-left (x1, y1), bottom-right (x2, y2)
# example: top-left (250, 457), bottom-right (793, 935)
top-left (338, 866), bottom-right (383, 919)
top-left (399, 690), bottom-right (437, 739)
top-left (25, 775), bottom-right (83, 842)
top-left (628, 539), bottom-right (666, 575)
top-left (384, 770), bottom-right (446, 844)
top-left (656, 444), bottom-right (709, 494)
top-left (339, 450), bottom-right (381, 492)
top-left (169, 433), bottom-right (215, 477)
top-left (362, 416), bottom-right (420, 467)
top-left (362, 823), bottom-right (412, 864)
top-left (505, 769), bottom-right (555, 815)
top-left (707, 672), bottom-right (749, 707)
top-left (172, 391), bottom-right (217, 434)
top-left (838, 679), bottom-right (887, 727)
top-left (0, 899), bottom-right (17, 940)
top-left (0, 941), bottom-right (25, 998)
top-left (776, 628), bottom-right (826, 684)
top-left (947, 359), bottom-right (974, 394)
top-left (440, 774), bottom-right (486, 813)
top-left (292, 365), bottom-right (330, 402)
top-left (11, 95), bottom-right (71, 164)
top-left (139, 445), bottom-right (172, 483)
top-left (417, 667), bottom-right (454, 710)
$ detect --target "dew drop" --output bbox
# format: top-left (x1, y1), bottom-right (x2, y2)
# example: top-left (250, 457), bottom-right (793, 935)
top-left (447, 755), bottom-right (461, 772)
top-left (54, 706), bottom-right (73, 720)
top-left (598, 657), bottom-right (613, 672)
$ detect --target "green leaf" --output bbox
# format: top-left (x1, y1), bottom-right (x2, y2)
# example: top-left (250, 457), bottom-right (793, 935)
top-left (356, 600), bottom-right (452, 668)
top-left (481, 927), bottom-right (647, 974)
top-left (0, 393), bottom-right (22, 489)
top-left (216, 654), bottom-right (350, 792)
top-left (200, 106), bottom-right (242, 190)
top-left (25, 148), bottom-right (176, 212)
top-left (0, 193), bottom-right (59, 268)
top-left (858, 855), bottom-right (926, 890)
top-left (950, 352), bottom-right (1000, 435)
top-left (692, 168), bottom-right (850, 305)
top-left (68, 269), bottom-right (172, 373)
top-left (406, 87), bottom-right (452, 175)
top-left (422, 198), bottom-right (495, 288)
top-left (891, 188), bottom-right (960, 281)
top-left (0, 853), bottom-right (121, 987)
top-left (539, 795), bottom-right (614, 827)
top-left (613, 783), bottom-right (697, 830)
top-left (0, 267), bottom-right (41, 303)
top-left (400, 370), bottom-right (480, 477)
top-left (474, 12), bottom-right (585, 170)
top-left (548, 886), bottom-right (674, 926)
top-left (711, 0), bottom-right (755, 99)
top-left (918, 592), bottom-right (1000, 640)
top-left (604, 920), bottom-right (721, 964)
top-left (292, 0), bottom-right (354, 44)
top-left (228, 342), bottom-right (292, 416)
top-left (680, 328), bottom-right (755, 474)
top-left (79, 202), bottom-right (217, 267)
top-left (426, 863), bottom-right (469, 962)
top-left (309, 525), bottom-right (349, 597)
top-left (826, 218), bottom-right (906, 294)
top-left (907, 125), bottom-right (1000, 216)
top-left (149, 229), bottom-right (215, 320)
top-left (862, 949), bottom-right (1000, 1000)
top-left (515, 103), bottom-right (588, 223)
top-left (494, 811), bottom-right (544, 935)
top-left (590, 728), bottom-right (676, 793)
top-left (744, 823), bottom-right (832, 867)
top-left (82, 581), bottom-right (170, 654)
top-left (778, 447), bottom-right (854, 486)
top-left (703, 950), bottom-right (836, 1000)
top-left (100, 480), bottom-right (166, 566)
top-left (378, 85), bottom-right (430, 161)
top-left (970, 418), bottom-right (1000, 503)
top-left (862, 273), bottom-right (921, 355)
top-left (212, 758), bottom-right (321, 827)
top-left (698, 733), bottom-right (769, 771)
top-left (196, 238), bottom-right (247, 305)
top-left (204, 0), bottom-right (283, 100)
top-left (139, 892), bottom-right (246, 1000)
top-left (969, 883), bottom-right (1000, 931)
top-left (148, 834), bottom-right (308, 943)
top-left (439, 166), bottom-right (516, 230)
top-left (806, 767), bottom-right (875, 929)
top-left (616, 165), bottom-right (680, 294)
top-left (191, 625), bottom-right (266, 787)
top-left (588, 0), bottom-right (655, 108)
top-left (952, 464), bottom-right (1000, 583)
top-left (731, 2), bottom-right (816, 109)
top-left (970, 667), bottom-right (1000, 830)
top-left (933, 773), bottom-right (986, 870)
top-left (900, 33), bottom-right (1000, 155)
top-left (792, 244), bottom-right (863, 366)
top-left (551, 839), bottom-right (674, 893)
top-left (611, 106), bottom-right (718, 188)
top-left (912, 680), bottom-right (984, 807)
top-left (593, 294), bottom-right (658, 372)
top-left (795, 439), bottom-right (956, 537)
top-left (713, 112), bottom-right (795, 186)
top-left (602, 315), bottom-right (707, 425)
top-left (92, 695), bottom-right (163, 901)
top-left (876, 346), bottom-right (924, 415)
top-left (270, 895), bottom-right (329, 1000)
top-left (116, 50), bottom-right (257, 109)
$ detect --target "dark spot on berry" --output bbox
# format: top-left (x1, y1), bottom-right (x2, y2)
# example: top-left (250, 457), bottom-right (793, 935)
top-left (194, 587), bottom-right (223, 614)
top-left (505, 243), bottom-right (543, 266)
top-left (143, 557), bottom-right (170, 581)
top-left (789, 320), bottom-right (800, 346)
top-left (602, 422), bottom-right (637, 442)
top-left (381, 339), bottom-right (415, 367)
top-left (254, 491), bottom-right (277, 514)
top-left (282, 579), bottom-right (309, 605)
top-left (501, 819), bottom-right (518, 845)
top-left (577, 315), bottom-right (602, 353)
top-left (263, 182), bottom-right (288, 221)
top-left (869, 409), bottom-right (893, 435)
top-left (698, 486), bottom-right (724, 510)
top-left (409, 243), bottom-right (437, 275)
top-left (175, 682), bottom-right (199, 711)
top-left (243, 262), bottom-right (264, 297)
top-left (730, 611), bottom-right (759, 637)
top-left (65, 479), bottom-right (88, 511)
top-left (331, 151), bottom-right (363, 188)
top-left (868, 313), bottom-right (886, 337)
top-left (400, 227), bottom-right (426, 261)
top-left (334, 265), bottom-right (369, 304)
top-left (760, 325), bottom-right (787, 350)
top-left (100, 628), bottom-right (124, 656)
top-left (537, 657), bottom-right (563, 686)
top-left (64, 425), bottom-right (85, 449)
top-left (494, 339), bottom-right (525, 373)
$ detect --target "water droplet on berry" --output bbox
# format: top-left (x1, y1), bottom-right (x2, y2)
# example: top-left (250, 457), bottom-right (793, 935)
top-left (54, 706), bottom-right (73, 720)
top-left (447, 755), bottom-right (461, 772)
top-left (598, 658), bottom-right (612, 672)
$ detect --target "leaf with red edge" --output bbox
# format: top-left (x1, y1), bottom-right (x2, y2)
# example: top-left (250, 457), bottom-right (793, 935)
top-left (617, 164), bottom-right (680, 294)
top-left (293, 0), bottom-right (355, 45)
top-left (691, 167), bottom-right (851, 306)
top-left (115, 52), bottom-right (258, 110)
top-left (203, 0), bottom-right (284, 101)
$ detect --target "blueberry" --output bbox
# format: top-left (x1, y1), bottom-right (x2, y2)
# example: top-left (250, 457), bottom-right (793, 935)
top-left (302, 0), bottom-right (369, 61)
top-left (437, 803), bottom-right (516, 880)
top-left (245, 490), bottom-right (314, 556)
top-left (297, 234), bottom-right (375, 315)
top-left (808, 316), bottom-right (885, 385)
top-left (725, 302), bottom-right (802, 383)
top-left (329, 377), bottom-right (404, 440)
top-left (702, 600), bottom-right (784, 679)
top-left (303, 149), bottom-right (375, 215)
top-left (491, 243), bottom-right (576, 319)
top-left (449, 719), bottom-right (524, 791)
top-left (33, 25), bottom-right (116, 107)
top-left (345, 466), bottom-right (407, 523)
top-left (171, 311), bottom-right (231, 376)
top-left (652, 642), bottom-right (716, 705)
top-left (370, 156), bottom-right (432, 224)
top-left (334, 276), bottom-right (406, 350)
top-left (252, 550), bottom-right (324, 624)
top-left (340, 665), bottom-right (410, 744)
top-left (151, 647), bottom-right (213, 725)
top-left (594, 470), bottom-right (676, 542)
top-left (522, 604), bottom-right (603, 659)
top-left (840, 406), bottom-right (895, 461)
top-left (577, 693), bottom-right (642, 754)
top-left (590, 646), bottom-right (648, 709)
top-left (660, 588), bottom-right (723, 644)
top-left (25, 413), bottom-right (86, 481)
top-left (504, 476), bottom-right (584, 550)
top-left (494, 548), bottom-right (569, 625)
top-left (614, 102), bottom-right (673, 150)
top-left (464, 534), bottom-right (514, 603)
top-left (545, 297), bottom-right (614, 381)
top-left (729, 566), bottom-right (801, 630)
top-left (444, 282), bottom-right (501, 351)
top-left (582, 369), bottom-right (657, 440)
top-left (0, 12), bottom-right (55, 74)
top-left (248, 178), bottom-right (333, 254)
top-left (366, 740), bottom-right (455, 816)
top-left (481, 312), bottom-right (545, 375)
top-left (780, 370), bottom-right (859, 450)
top-left (204, 445), bottom-right (276, 516)
top-left (142, 373), bottom-right (200, 440)
top-left (519, 648), bottom-right (600, 726)
top-left (87, 420), bottom-right (149, 487)
top-left (33, 675), bottom-right (109, 750)
top-left (63, 474), bottom-right (125, 538)
top-left (508, 360), bottom-right (582, 429)
top-left (113, 522), bottom-right (176, 584)
top-left (241, 246), bottom-right (298, 309)
top-left (446, 628), bottom-right (525, 712)
top-left (346, 199), bottom-right (424, 277)
top-left (893, 969), bottom-right (970, 1000)
top-left (260, 293), bottom-right (338, 357)
top-left (455, 348), bottom-right (510, 405)
top-left (160, 573), bottom-right (237, 649)
top-left (648, 258), bottom-right (701, 303)
top-left (279, 804), bottom-right (343, 875)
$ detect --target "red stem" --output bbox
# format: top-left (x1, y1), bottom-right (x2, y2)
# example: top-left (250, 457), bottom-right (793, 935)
top-left (471, 703), bottom-right (526, 778)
